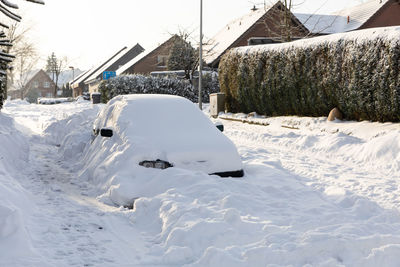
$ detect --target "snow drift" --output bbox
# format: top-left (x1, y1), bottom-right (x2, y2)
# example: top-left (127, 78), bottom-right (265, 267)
top-left (78, 94), bottom-right (243, 206)
top-left (0, 111), bottom-right (44, 266)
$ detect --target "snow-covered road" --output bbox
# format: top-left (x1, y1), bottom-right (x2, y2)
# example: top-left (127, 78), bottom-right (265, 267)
top-left (2, 100), bottom-right (400, 266)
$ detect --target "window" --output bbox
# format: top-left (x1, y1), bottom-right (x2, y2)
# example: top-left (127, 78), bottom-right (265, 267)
top-left (46, 93), bottom-right (53, 98)
top-left (157, 55), bottom-right (168, 67)
top-left (44, 82), bottom-right (50, 88)
top-left (33, 81), bottom-right (39, 88)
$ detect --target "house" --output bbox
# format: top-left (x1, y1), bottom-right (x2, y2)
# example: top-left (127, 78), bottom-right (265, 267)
top-left (204, 0), bottom-right (400, 68)
top-left (9, 69), bottom-right (58, 102)
top-left (71, 43), bottom-right (144, 97)
top-left (203, 2), bottom-right (310, 68)
top-left (84, 43), bottom-right (144, 94)
top-left (117, 35), bottom-right (180, 75)
top-left (296, 0), bottom-right (400, 34)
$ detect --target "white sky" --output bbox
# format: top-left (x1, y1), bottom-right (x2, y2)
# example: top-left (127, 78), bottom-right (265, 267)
top-left (16, 0), bottom-right (365, 70)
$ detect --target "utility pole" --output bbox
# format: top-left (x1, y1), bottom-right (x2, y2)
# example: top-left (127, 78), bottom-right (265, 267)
top-left (198, 0), bottom-right (203, 110)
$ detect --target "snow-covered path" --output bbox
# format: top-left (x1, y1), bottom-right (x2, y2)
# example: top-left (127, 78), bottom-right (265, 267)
top-left (2, 100), bottom-right (400, 266)
top-left (2, 102), bottom-right (146, 266)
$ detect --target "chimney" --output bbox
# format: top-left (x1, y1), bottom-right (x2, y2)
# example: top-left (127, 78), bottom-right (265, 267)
top-left (347, 15), bottom-right (350, 24)
top-left (251, 5), bottom-right (258, 11)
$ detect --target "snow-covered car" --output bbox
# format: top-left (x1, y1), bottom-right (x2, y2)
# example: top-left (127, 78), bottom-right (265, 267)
top-left (92, 94), bottom-right (244, 177)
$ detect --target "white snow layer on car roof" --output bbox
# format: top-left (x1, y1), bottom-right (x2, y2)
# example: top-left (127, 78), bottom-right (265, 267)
top-left (95, 94), bottom-right (243, 175)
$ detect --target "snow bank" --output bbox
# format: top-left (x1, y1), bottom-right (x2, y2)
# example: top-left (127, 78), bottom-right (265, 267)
top-left (2, 99), bottom-right (400, 266)
top-left (37, 97), bottom-right (74, 105)
top-left (78, 95), bottom-right (242, 207)
top-left (3, 99), bottom-right (30, 107)
top-left (0, 113), bottom-right (44, 265)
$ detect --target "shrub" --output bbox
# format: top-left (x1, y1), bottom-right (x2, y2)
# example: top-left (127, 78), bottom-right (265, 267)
top-left (99, 74), bottom-right (219, 103)
top-left (219, 26), bottom-right (400, 122)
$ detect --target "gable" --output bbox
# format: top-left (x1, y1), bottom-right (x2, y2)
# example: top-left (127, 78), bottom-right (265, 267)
top-left (297, 0), bottom-right (394, 34)
top-left (117, 36), bottom-right (178, 75)
top-left (361, 0), bottom-right (400, 29)
top-left (204, 3), bottom-right (309, 67)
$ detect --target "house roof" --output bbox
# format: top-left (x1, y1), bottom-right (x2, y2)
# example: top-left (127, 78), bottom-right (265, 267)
top-left (203, 7), bottom-right (267, 66)
top-left (296, 0), bottom-right (390, 34)
top-left (204, 0), bottom-right (391, 66)
top-left (70, 69), bottom-right (90, 85)
top-left (116, 36), bottom-right (175, 76)
top-left (10, 69), bottom-right (42, 91)
top-left (85, 43), bottom-right (144, 84)
top-left (71, 47), bottom-right (127, 88)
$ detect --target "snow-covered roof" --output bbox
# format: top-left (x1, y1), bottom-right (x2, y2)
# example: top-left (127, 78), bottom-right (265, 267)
top-left (116, 37), bottom-right (172, 76)
top-left (85, 43), bottom-right (144, 84)
top-left (297, 0), bottom-right (390, 34)
top-left (115, 48), bottom-right (149, 76)
top-left (70, 69), bottom-right (89, 85)
top-left (203, 8), bottom-right (267, 66)
top-left (71, 47), bottom-right (127, 88)
top-left (204, 0), bottom-right (390, 66)
top-left (84, 47), bottom-right (128, 84)
top-left (57, 69), bottom-right (84, 86)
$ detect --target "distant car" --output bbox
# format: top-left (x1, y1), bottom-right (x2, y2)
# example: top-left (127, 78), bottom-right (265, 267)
top-left (92, 94), bottom-right (244, 177)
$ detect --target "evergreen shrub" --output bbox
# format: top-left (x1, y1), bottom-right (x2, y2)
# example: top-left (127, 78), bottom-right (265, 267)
top-left (219, 27), bottom-right (400, 122)
top-left (99, 74), bottom-right (219, 103)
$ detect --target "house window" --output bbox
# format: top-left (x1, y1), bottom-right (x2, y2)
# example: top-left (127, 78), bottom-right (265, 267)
top-left (44, 82), bottom-right (50, 88)
top-left (46, 93), bottom-right (53, 98)
top-left (157, 55), bottom-right (168, 67)
top-left (33, 81), bottom-right (39, 88)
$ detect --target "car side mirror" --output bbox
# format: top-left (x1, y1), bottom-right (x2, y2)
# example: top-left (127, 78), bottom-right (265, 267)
top-left (100, 128), bottom-right (113, 137)
top-left (215, 122), bottom-right (224, 132)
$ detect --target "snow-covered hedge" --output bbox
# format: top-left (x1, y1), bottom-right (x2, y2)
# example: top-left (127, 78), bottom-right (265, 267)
top-left (219, 26), bottom-right (400, 122)
top-left (99, 74), bottom-right (219, 103)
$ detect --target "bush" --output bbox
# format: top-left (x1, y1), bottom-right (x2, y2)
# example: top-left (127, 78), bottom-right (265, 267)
top-left (99, 74), bottom-right (219, 103)
top-left (219, 26), bottom-right (400, 122)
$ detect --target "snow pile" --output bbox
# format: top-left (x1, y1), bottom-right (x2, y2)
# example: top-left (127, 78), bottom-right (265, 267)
top-left (37, 97), bottom-right (74, 105)
top-left (78, 95), bottom-right (242, 206)
top-left (0, 113), bottom-right (44, 265)
top-left (3, 100), bottom-right (400, 266)
top-left (3, 99), bottom-right (31, 107)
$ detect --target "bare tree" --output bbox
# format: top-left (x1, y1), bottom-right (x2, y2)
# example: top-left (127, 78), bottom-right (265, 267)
top-left (254, 0), bottom-right (337, 43)
top-left (13, 40), bottom-right (38, 99)
top-left (253, 0), bottom-right (309, 43)
top-left (0, 0), bottom-right (44, 105)
top-left (6, 22), bottom-right (36, 92)
top-left (45, 52), bottom-right (67, 97)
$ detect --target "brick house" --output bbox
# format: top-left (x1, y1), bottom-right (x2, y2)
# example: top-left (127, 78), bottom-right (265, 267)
top-left (84, 43), bottom-right (144, 95)
top-left (204, 0), bottom-right (400, 68)
top-left (204, 2), bottom-right (310, 68)
top-left (117, 35), bottom-right (180, 75)
top-left (71, 43), bottom-right (144, 97)
top-left (9, 69), bottom-right (58, 102)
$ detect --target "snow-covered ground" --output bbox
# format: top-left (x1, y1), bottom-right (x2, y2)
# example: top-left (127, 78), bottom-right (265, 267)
top-left (1, 99), bottom-right (400, 266)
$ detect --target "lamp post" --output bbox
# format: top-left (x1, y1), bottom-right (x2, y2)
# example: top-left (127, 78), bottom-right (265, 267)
top-left (198, 0), bottom-right (203, 110)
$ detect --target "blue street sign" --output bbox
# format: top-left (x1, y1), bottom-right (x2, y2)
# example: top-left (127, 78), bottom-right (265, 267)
top-left (103, 71), bottom-right (116, 80)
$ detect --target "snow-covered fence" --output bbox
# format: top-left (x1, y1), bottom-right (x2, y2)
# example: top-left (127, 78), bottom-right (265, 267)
top-left (99, 74), bottom-right (219, 103)
top-left (219, 26), bottom-right (400, 122)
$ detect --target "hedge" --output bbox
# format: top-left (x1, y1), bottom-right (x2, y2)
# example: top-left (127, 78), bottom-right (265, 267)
top-left (219, 26), bottom-right (400, 122)
top-left (99, 74), bottom-right (219, 104)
